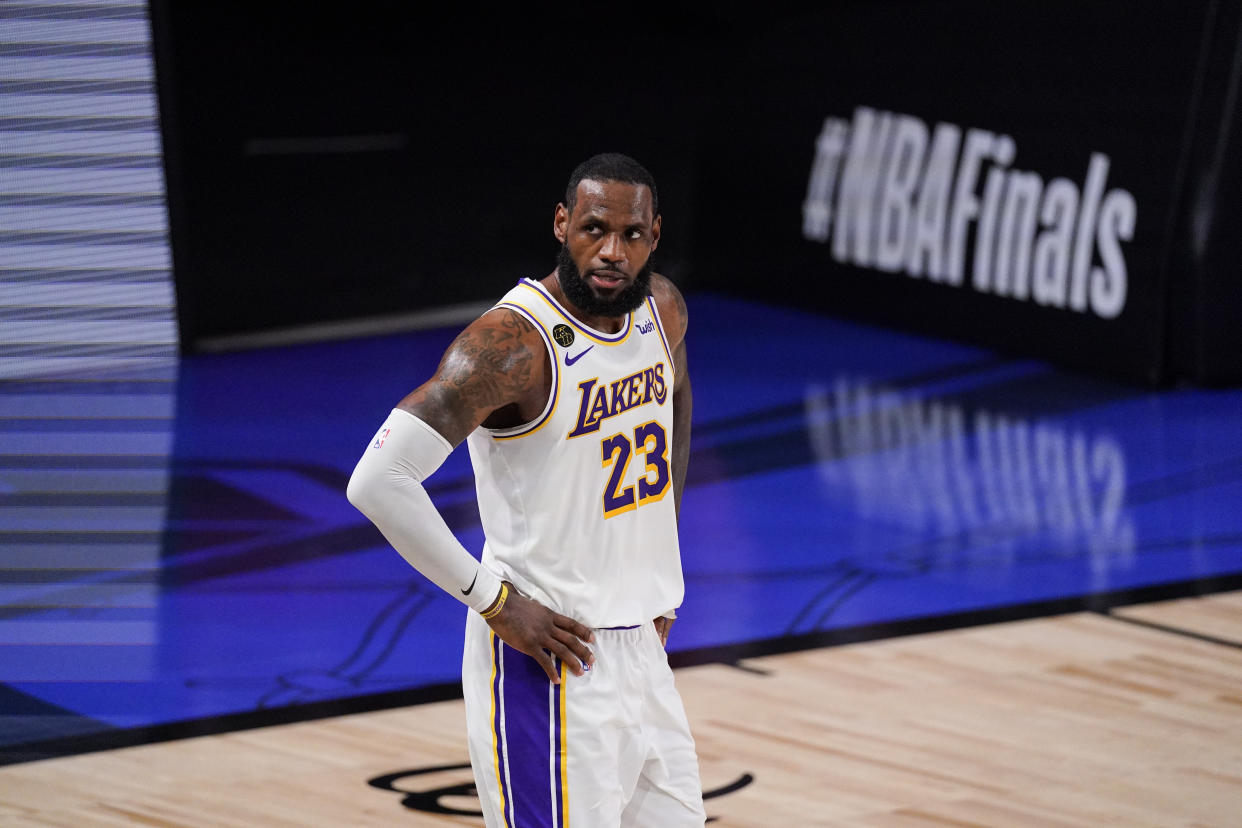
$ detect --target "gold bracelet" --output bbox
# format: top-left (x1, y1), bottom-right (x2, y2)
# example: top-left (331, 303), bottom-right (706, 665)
top-left (480, 583), bottom-right (509, 619)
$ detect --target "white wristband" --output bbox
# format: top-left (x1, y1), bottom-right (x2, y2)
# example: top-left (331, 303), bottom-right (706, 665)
top-left (347, 409), bottom-right (502, 613)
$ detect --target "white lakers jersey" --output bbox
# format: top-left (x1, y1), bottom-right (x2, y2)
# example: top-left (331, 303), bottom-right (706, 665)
top-left (466, 278), bottom-right (684, 628)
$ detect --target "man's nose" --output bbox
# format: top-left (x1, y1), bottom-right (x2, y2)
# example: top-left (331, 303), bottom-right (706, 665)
top-left (599, 232), bottom-right (625, 264)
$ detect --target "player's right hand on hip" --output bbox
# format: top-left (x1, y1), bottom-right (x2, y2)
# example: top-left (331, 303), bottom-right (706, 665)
top-left (485, 585), bottom-right (595, 683)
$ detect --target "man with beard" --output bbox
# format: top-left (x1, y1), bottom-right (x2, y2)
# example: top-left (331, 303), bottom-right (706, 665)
top-left (348, 153), bottom-right (705, 826)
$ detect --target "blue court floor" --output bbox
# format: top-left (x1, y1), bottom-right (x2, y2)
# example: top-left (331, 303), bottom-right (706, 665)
top-left (3, 292), bottom-right (1241, 764)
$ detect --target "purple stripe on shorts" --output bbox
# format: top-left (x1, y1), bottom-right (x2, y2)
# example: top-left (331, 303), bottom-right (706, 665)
top-left (492, 633), bottom-right (515, 827)
top-left (553, 666), bottom-right (566, 824)
top-left (500, 643), bottom-right (559, 827)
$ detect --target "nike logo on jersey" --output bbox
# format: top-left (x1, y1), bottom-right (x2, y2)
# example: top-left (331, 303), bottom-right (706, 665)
top-left (565, 346), bottom-right (594, 366)
top-left (461, 573), bottom-right (478, 595)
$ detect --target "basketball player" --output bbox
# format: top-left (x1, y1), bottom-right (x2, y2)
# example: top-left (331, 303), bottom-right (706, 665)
top-left (347, 153), bottom-right (705, 826)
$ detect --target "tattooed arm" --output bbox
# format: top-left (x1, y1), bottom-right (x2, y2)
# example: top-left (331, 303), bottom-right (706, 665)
top-left (396, 307), bottom-right (550, 444)
top-left (650, 273), bottom-right (692, 648)
top-left (650, 274), bottom-right (692, 521)
top-left (362, 307), bottom-right (595, 682)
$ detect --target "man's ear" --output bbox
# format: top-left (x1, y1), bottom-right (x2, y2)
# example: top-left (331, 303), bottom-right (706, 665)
top-left (553, 203), bottom-right (568, 244)
top-left (651, 214), bottom-right (662, 251)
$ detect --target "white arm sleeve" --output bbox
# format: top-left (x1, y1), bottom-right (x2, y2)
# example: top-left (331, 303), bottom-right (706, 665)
top-left (346, 408), bottom-right (503, 614)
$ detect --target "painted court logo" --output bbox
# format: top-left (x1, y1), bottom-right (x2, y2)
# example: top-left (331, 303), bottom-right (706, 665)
top-left (368, 763), bottom-right (754, 820)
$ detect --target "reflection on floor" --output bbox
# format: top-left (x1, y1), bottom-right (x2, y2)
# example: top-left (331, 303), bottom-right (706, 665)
top-left (6, 594), bottom-right (1242, 826)
top-left (3, 293), bottom-right (1241, 764)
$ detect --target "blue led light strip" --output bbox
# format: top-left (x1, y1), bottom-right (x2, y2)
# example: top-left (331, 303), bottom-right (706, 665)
top-left (0, 2), bottom-right (175, 692)
top-left (0, 0), bottom-right (178, 381)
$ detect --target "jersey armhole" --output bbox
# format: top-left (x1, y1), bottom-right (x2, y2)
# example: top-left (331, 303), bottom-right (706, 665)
top-left (481, 302), bottom-right (560, 440)
top-left (646, 296), bottom-right (676, 382)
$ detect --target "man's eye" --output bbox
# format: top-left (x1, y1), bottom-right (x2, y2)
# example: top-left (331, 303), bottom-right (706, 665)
top-left (627, 230), bottom-right (642, 240)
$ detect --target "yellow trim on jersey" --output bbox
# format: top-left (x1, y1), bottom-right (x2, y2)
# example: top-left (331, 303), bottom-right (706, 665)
top-left (486, 300), bottom-right (561, 442)
top-left (646, 295), bottom-right (676, 382)
top-left (559, 662), bottom-right (569, 828)
top-left (519, 280), bottom-right (635, 346)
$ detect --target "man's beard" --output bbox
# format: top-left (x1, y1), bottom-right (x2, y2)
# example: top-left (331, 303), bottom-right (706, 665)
top-left (556, 244), bottom-right (652, 318)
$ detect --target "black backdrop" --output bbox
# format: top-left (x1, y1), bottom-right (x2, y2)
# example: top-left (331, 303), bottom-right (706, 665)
top-left (152, 5), bottom-right (735, 343)
top-left (154, 3), bottom-right (1242, 385)
top-left (694, 2), bottom-right (1210, 383)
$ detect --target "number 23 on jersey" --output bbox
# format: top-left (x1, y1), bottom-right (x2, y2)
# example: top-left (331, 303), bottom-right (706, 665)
top-left (600, 420), bottom-right (670, 518)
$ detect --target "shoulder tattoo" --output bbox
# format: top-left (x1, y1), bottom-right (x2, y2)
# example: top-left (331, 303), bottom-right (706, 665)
top-left (440, 310), bottom-right (540, 413)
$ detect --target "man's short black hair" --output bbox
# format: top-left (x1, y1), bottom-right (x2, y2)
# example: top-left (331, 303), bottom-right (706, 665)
top-left (564, 153), bottom-right (659, 217)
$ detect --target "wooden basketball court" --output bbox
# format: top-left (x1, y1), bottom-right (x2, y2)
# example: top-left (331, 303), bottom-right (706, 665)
top-left (2, 591), bottom-right (1238, 827)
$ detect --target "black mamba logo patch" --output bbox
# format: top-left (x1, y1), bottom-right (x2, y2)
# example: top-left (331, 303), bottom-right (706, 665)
top-left (552, 324), bottom-right (575, 347)
top-left (367, 763), bottom-right (754, 821)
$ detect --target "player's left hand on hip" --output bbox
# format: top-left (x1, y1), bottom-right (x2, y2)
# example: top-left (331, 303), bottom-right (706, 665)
top-left (486, 585), bottom-right (595, 683)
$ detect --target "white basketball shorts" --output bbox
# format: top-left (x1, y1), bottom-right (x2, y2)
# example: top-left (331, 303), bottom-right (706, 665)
top-left (462, 610), bottom-right (706, 827)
